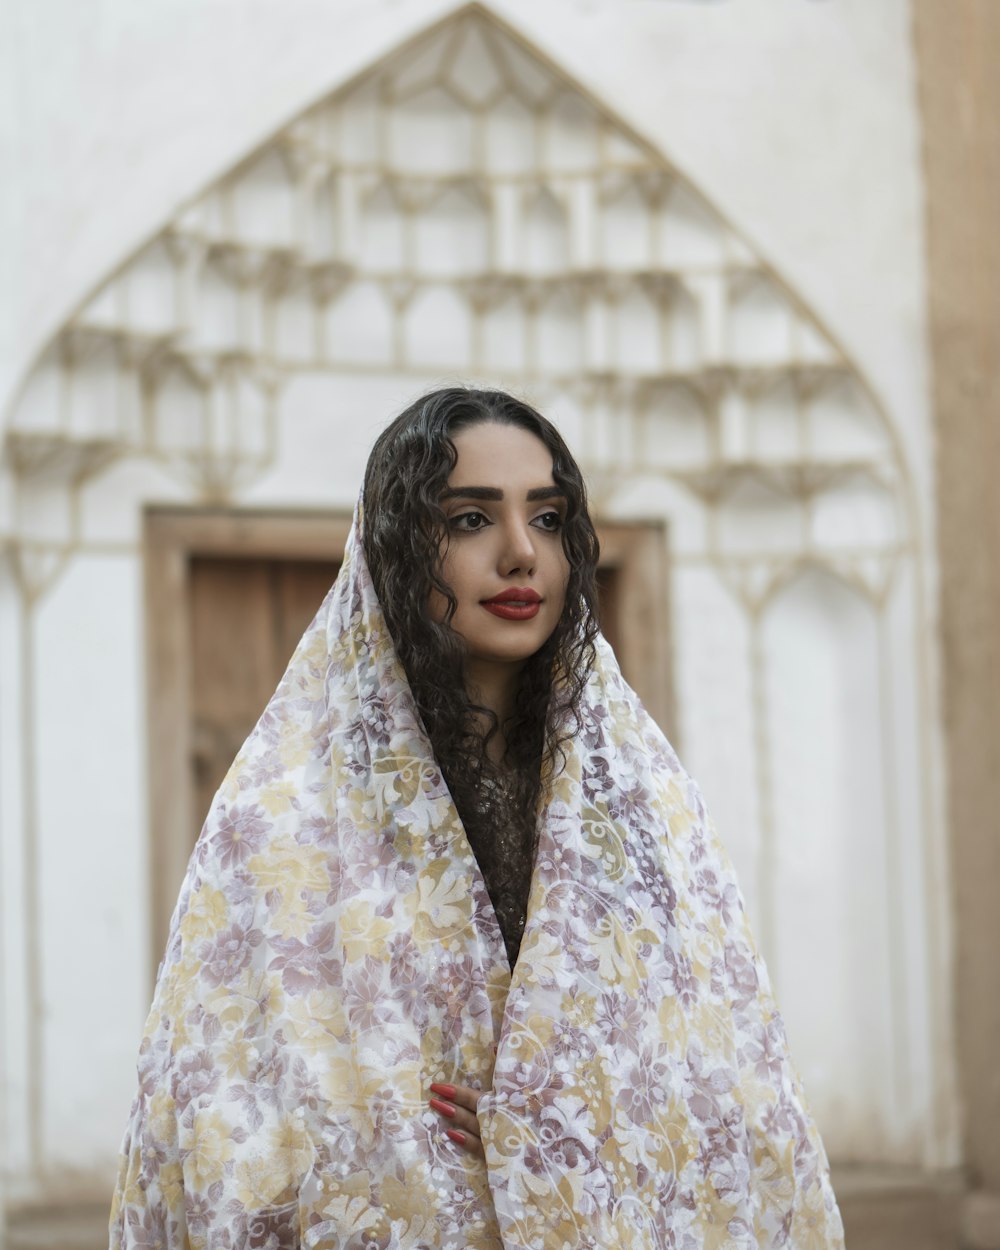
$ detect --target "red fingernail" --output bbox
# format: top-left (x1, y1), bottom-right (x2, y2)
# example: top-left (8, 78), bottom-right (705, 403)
top-left (446, 1129), bottom-right (466, 1146)
top-left (429, 1097), bottom-right (456, 1118)
top-left (429, 1083), bottom-right (456, 1100)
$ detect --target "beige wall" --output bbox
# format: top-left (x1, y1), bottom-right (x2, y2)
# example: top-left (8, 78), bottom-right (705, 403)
top-left (914, 0), bottom-right (1000, 1237)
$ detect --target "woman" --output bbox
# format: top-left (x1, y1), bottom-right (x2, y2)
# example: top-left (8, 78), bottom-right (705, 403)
top-left (111, 388), bottom-right (844, 1249)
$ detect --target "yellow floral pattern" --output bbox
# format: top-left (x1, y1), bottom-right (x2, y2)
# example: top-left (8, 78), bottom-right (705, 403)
top-left (110, 503), bottom-right (843, 1249)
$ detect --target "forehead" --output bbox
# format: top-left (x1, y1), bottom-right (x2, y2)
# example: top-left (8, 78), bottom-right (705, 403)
top-left (448, 423), bottom-right (554, 485)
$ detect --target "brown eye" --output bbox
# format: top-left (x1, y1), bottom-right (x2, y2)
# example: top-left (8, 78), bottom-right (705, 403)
top-left (450, 510), bottom-right (490, 532)
top-left (532, 511), bottom-right (563, 532)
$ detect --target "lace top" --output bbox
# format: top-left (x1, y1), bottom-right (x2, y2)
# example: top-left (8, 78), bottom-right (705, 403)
top-left (465, 771), bottom-right (533, 968)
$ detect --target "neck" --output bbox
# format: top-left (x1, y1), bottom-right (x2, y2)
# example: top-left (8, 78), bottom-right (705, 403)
top-left (464, 659), bottom-right (522, 764)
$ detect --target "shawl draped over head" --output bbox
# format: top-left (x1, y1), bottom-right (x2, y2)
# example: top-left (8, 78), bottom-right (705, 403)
top-left (111, 502), bottom-right (844, 1250)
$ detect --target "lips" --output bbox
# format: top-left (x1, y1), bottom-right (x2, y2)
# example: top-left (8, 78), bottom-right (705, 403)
top-left (481, 587), bottom-right (542, 621)
top-left (484, 588), bottom-right (542, 605)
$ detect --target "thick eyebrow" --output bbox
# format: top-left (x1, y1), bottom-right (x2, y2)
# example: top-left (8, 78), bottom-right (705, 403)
top-left (440, 485), bottom-right (566, 502)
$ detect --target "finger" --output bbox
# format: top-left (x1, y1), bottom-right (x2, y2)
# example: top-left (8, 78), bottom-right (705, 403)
top-left (441, 1083), bottom-right (482, 1114)
top-left (446, 1127), bottom-right (485, 1159)
top-left (429, 1097), bottom-right (481, 1139)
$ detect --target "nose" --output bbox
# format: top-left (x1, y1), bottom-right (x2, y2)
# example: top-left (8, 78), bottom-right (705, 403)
top-left (499, 519), bottom-right (537, 577)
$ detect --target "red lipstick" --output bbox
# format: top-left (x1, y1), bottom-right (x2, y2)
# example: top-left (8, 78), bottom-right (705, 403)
top-left (481, 587), bottom-right (542, 620)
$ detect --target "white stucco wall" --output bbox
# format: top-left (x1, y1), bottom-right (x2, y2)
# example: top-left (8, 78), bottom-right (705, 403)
top-left (2, 0), bottom-right (946, 1203)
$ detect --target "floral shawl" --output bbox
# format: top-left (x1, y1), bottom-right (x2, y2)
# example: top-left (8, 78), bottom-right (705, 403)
top-left (110, 503), bottom-right (843, 1250)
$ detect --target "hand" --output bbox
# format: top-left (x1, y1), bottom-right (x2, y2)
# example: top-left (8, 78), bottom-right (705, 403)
top-left (428, 1082), bottom-right (485, 1159)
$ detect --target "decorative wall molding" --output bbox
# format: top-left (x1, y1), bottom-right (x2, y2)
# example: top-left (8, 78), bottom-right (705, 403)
top-left (1, 5), bottom-right (909, 608)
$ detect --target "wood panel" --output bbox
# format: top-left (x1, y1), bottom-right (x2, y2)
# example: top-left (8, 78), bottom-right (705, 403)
top-left (189, 557), bottom-right (340, 832)
top-left (596, 523), bottom-right (673, 735)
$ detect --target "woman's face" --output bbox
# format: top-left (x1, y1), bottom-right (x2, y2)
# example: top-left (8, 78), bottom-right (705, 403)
top-left (433, 421), bottom-right (570, 674)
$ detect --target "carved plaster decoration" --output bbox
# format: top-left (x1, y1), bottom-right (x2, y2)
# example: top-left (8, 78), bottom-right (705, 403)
top-left (2, 7), bottom-right (907, 608)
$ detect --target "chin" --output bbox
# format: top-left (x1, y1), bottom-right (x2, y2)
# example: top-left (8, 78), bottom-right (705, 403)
top-left (467, 635), bottom-right (549, 665)
top-left (458, 614), bottom-right (561, 667)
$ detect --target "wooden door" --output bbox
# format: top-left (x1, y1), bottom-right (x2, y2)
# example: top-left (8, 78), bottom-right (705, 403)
top-left (189, 557), bottom-right (340, 833)
top-left (146, 509), bottom-right (670, 958)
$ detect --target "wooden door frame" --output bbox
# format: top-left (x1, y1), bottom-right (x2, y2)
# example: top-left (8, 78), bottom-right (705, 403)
top-left (144, 508), bottom-right (354, 959)
top-left (144, 507), bottom-right (672, 962)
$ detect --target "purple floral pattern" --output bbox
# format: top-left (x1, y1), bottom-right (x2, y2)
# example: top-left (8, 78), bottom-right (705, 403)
top-left (110, 502), bottom-right (843, 1249)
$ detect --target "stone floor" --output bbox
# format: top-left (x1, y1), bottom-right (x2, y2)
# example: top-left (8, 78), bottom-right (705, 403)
top-left (6, 1201), bottom-right (110, 1250)
top-left (3, 1168), bottom-right (966, 1250)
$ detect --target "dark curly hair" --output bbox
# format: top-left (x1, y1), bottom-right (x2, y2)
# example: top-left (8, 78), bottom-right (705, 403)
top-left (362, 387), bottom-right (600, 963)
